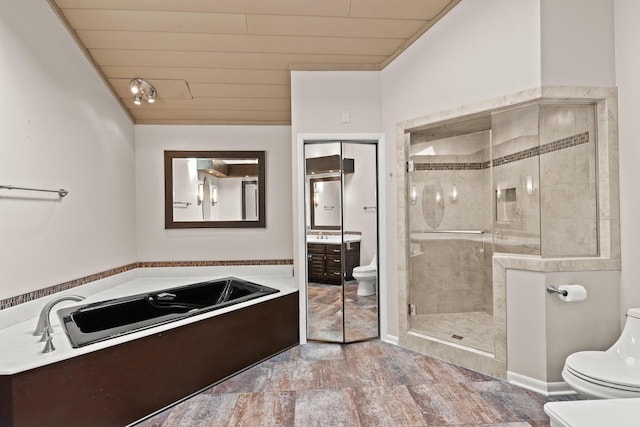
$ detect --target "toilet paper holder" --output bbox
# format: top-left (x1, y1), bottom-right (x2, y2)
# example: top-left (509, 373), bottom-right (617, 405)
top-left (546, 285), bottom-right (568, 297)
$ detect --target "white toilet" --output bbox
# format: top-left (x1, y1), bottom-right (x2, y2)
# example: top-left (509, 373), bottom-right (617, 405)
top-left (544, 398), bottom-right (640, 427)
top-left (562, 308), bottom-right (640, 399)
top-left (353, 255), bottom-right (377, 296)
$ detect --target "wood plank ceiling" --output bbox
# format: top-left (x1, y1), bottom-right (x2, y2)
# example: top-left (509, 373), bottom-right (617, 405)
top-left (48, 0), bottom-right (460, 125)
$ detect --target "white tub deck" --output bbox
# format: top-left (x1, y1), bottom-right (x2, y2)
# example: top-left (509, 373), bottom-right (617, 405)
top-left (0, 266), bottom-right (296, 375)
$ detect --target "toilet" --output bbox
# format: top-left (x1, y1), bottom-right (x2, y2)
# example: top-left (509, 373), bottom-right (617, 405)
top-left (353, 255), bottom-right (377, 296)
top-left (544, 398), bottom-right (640, 427)
top-left (561, 308), bottom-right (640, 399)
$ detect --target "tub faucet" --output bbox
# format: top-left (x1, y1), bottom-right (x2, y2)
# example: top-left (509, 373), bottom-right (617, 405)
top-left (33, 295), bottom-right (85, 337)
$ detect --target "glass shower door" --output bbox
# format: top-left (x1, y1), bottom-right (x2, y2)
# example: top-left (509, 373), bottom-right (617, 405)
top-left (407, 123), bottom-right (495, 354)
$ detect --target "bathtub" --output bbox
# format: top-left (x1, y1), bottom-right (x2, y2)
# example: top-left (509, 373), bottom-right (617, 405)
top-left (59, 276), bottom-right (279, 347)
top-left (0, 266), bottom-right (298, 427)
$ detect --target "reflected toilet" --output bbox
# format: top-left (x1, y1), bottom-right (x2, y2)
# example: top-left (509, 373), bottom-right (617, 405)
top-left (562, 308), bottom-right (640, 399)
top-left (353, 255), bottom-right (377, 296)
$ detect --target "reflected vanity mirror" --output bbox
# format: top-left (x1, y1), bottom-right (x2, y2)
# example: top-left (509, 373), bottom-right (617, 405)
top-left (164, 150), bottom-right (265, 228)
top-left (309, 176), bottom-right (341, 230)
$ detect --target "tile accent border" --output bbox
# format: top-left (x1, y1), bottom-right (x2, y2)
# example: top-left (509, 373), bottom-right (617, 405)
top-left (0, 259), bottom-right (294, 311)
top-left (493, 131), bottom-right (590, 167)
top-left (414, 131), bottom-right (589, 171)
top-left (415, 161), bottom-right (490, 171)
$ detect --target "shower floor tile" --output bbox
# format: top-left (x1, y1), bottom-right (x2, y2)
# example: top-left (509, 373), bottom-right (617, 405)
top-left (410, 311), bottom-right (494, 354)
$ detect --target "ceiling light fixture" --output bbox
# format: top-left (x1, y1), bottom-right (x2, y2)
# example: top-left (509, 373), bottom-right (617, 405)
top-left (129, 78), bottom-right (157, 105)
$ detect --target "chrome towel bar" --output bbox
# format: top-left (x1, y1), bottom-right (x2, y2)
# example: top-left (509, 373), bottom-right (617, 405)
top-left (0, 184), bottom-right (68, 198)
top-left (173, 201), bottom-right (192, 207)
top-left (417, 229), bottom-right (486, 234)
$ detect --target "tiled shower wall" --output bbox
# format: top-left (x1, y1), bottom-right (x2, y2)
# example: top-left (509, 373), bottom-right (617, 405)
top-left (539, 105), bottom-right (597, 256)
top-left (491, 104), bottom-right (598, 256)
top-left (492, 106), bottom-right (541, 255)
top-left (410, 240), bottom-right (493, 315)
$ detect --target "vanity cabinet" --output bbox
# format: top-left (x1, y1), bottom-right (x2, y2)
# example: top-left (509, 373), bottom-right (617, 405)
top-left (307, 242), bottom-right (360, 285)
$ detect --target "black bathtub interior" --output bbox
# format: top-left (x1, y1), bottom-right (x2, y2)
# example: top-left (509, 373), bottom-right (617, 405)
top-left (57, 277), bottom-right (279, 348)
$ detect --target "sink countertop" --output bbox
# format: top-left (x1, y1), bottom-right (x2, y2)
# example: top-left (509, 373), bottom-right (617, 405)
top-left (307, 234), bottom-right (361, 244)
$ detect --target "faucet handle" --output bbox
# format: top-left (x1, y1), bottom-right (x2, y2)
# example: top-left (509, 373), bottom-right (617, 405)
top-left (39, 329), bottom-right (51, 342)
top-left (42, 334), bottom-right (55, 353)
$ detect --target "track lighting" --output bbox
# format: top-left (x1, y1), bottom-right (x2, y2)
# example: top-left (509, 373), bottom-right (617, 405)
top-left (129, 78), bottom-right (157, 105)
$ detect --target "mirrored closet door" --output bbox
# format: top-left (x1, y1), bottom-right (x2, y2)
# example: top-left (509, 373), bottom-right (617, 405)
top-left (304, 141), bottom-right (379, 343)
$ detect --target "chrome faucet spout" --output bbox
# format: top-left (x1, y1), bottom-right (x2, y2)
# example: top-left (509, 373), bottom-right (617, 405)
top-left (33, 295), bottom-right (85, 336)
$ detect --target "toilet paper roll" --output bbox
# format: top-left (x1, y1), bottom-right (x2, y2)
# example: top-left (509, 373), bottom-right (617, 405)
top-left (558, 284), bottom-right (588, 302)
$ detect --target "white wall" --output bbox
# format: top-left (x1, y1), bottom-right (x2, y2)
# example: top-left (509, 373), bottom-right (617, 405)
top-left (135, 125), bottom-right (292, 261)
top-left (614, 0), bottom-right (640, 315)
top-left (380, 0), bottom-right (543, 336)
top-left (540, 0), bottom-right (616, 87)
top-left (507, 269), bottom-right (620, 385)
top-left (291, 72), bottom-right (383, 135)
top-left (0, 1), bottom-right (136, 300)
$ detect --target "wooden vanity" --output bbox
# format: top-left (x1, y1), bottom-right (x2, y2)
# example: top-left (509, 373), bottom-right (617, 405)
top-left (307, 241), bottom-right (360, 285)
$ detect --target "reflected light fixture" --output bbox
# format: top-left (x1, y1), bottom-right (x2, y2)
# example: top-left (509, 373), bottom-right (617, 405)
top-left (526, 176), bottom-right (534, 195)
top-left (410, 185), bottom-right (417, 205)
top-left (313, 182), bottom-right (322, 207)
top-left (496, 185), bottom-right (502, 200)
top-left (211, 187), bottom-right (218, 205)
top-left (435, 191), bottom-right (442, 204)
top-left (197, 183), bottom-right (204, 205)
top-left (451, 184), bottom-right (458, 202)
top-left (129, 78), bottom-right (157, 105)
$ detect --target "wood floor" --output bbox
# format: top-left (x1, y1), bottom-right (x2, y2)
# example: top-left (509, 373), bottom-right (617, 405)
top-left (135, 340), bottom-right (577, 426)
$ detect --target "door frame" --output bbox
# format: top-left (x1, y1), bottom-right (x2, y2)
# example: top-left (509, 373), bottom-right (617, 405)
top-left (295, 133), bottom-right (387, 344)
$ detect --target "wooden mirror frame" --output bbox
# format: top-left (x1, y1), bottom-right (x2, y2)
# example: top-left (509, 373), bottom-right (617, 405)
top-left (309, 176), bottom-right (341, 230)
top-left (164, 150), bottom-right (266, 229)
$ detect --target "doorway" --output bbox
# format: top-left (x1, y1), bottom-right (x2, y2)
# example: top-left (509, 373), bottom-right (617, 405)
top-left (303, 141), bottom-right (379, 343)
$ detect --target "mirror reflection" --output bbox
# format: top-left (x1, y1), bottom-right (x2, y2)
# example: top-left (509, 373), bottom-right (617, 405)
top-left (310, 177), bottom-right (341, 229)
top-left (304, 142), bottom-right (379, 343)
top-left (164, 151), bottom-right (265, 228)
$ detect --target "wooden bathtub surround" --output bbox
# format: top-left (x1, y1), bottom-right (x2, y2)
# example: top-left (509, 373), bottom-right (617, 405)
top-left (0, 292), bottom-right (299, 427)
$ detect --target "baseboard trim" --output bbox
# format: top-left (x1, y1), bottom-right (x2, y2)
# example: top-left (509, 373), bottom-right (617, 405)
top-left (507, 371), bottom-right (577, 396)
top-left (383, 334), bottom-right (399, 345)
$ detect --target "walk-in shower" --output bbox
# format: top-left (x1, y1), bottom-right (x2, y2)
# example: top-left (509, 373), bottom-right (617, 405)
top-left (403, 101), bottom-right (599, 359)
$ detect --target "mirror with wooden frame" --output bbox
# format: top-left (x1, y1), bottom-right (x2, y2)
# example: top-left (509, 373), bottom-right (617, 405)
top-left (164, 150), bottom-right (265, 228)
top-left (309, 176), bottom-right (341, 230)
